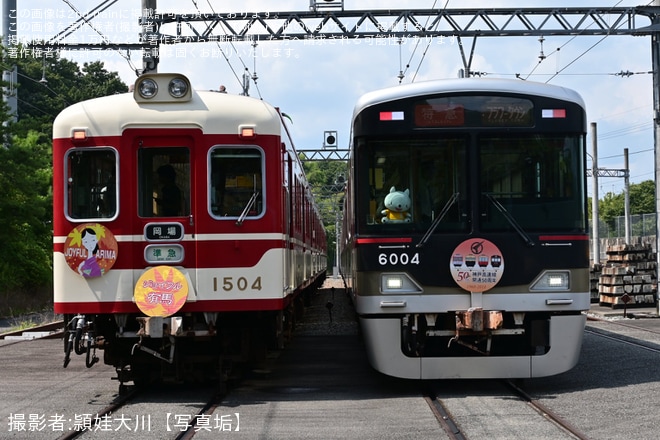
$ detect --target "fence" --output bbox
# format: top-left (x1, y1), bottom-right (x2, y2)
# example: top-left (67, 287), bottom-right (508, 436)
top-left (589, 213), bottom-right (657, 265)
top-left (589, 213), bottom-right (656, 240)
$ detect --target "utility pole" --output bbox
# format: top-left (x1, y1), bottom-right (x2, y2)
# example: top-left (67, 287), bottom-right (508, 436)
top-left (2, 0), bottom-right (17, 124)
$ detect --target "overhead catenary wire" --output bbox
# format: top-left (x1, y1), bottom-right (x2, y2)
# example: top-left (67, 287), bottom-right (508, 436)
top-left (186, 0), bottom-right (263, 98)
top-left (51, 0), bottom-right (118, 44)
top-left (189, 0), bottom-right (242, 90)
top-left (411, 0), bottom-right (451, 83)
top-left (58, 0), bottom-right (139, 75)
top-left (599, 122), bottom-right (653, 141)
top-left (521, 0), bottom-right (656, 193)
top-left (0, 60), bottom-right (71, 112)
top-left (599, 148), bottom-right (654, 161)
top-left (523, 0), bottom-right (625, 80)
top-left (399, 0), bottom-right (448, 84)
top-left (401, 0), bottom-right (651, 83)
top-left (523, 0), bottom-right (656, 83)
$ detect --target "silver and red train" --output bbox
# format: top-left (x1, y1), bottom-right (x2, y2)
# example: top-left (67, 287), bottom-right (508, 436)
top-left (53, 73), bottom-right (326, 387)
top-left (341, 78), bottom-right (590, 379)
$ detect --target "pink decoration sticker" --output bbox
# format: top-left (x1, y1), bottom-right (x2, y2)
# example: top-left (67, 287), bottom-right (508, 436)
top-left (450, 238), bottom-right (504, 293)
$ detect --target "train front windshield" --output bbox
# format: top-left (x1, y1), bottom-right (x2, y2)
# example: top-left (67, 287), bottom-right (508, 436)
top-left (360, 137), bottom-right (468, 231)
top-left (357, 133), bottom-right (585, 234)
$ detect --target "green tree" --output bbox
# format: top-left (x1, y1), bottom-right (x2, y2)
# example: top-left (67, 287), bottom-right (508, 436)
top-left (598, 179), bottom-right (655, 221)
top-left (628, 180), bottom-right (655, 214)
top-left (0, 46), bottom-right (127, 311)
top-left (598, 191), bottom-right (624, 225)
top-left (11, 51), bottom-right (127, 135)
top-left (302, 157), bottom-right (348, 269)
top-left (0, 131), bottom-right (52, 291)
top-left (594, 179), bottom-right (656, 237)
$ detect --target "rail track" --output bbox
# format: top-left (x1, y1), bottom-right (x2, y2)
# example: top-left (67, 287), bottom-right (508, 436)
top-left (585, 325), bottom-right (660, 354)
top-left (0, 321), bottom-right (63, 346)
top-left (424, 315), bottom-right (659, 439)
top-left (2, 295), bottom-right (657, 439)
top-left (425, 393), bottom-right (467, 440)
top-left (49, 384), bottom-right (226, 440)
top-left (503, 380), bottom-right (589, 440)
top-left (54, 387), bottom-right (140, 440)
top-left (426, 380), bottom-right (590, 440)
top-left (586, 313), bottom-right (660, 354)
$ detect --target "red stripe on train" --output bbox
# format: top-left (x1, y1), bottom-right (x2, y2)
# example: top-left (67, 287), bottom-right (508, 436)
top-left (54, 298), bottom-right (291, 314)
top-left (538, 235), bottom-right (589, 241)
top-left (356, 237), bottom-right (412, 244)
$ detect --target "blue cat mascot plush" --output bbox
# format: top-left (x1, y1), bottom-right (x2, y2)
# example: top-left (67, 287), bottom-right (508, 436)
top-left (381, 186), bottom-right (412, 223)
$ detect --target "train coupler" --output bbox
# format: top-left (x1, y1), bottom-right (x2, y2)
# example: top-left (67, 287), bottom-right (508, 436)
top-left (135, 316), bottom-right (182, 337)
top-left (131, 335), bottom-right (176, 364)
top-left (448, 308), bottom-right (504, 354)
top-left (455, 308), bottom-right (503, 332)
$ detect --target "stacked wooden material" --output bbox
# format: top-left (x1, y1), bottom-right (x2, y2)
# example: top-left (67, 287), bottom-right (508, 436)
top-left (598, 243), bottom-right (657, 308)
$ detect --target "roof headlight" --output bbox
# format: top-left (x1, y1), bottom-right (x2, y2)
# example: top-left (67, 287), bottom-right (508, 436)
top-left (138, 78), bottom-right (158, 99)
top-left (169, 78), bottom-right (189, 98)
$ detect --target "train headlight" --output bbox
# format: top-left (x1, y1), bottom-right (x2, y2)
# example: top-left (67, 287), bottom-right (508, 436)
top-left (530, 270), bottom-right (570, 291)
top-left (138, 78), bottom-right (158, 99)
top-left (133, 74), bottom-right (193, 103)
top-left (380, 273), bottom-right (422, 294)
top-left (169, 78), bottom-right (189, 98)
top-left (386, 276), bottom-right (403, 289)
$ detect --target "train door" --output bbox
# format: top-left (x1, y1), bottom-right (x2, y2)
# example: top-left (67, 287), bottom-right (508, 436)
top-left (132, 134), bottom-right (195, 275)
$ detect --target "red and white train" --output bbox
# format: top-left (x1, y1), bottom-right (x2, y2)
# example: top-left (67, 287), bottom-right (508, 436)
top-left (53, 73), bottom-right (326, 388)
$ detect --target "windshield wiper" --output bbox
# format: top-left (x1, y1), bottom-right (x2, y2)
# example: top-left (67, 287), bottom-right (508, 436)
top-left (416, 192), bottom-right (459, 248)
top-left (236, 191), bottom-right (259, 226)
top-left (484, 193), bottom-right (535, 247)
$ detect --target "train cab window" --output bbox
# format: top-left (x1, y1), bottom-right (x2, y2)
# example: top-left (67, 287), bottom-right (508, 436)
top-left (209, 147), bottom-right (264, 219)
top-left (360, 138), bottom-right (467, 232)
top-left (65, 148), bottom-right (118, 220)
top-left (138, 148), bottom-right (190, 217)
top-left (479, 135), bottom-right (585, 231)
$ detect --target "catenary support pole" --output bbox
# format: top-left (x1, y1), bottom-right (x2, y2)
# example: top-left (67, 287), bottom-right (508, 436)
top-left (624, 148), bottom-right (631, 245)
top-left (591, 123), bottom-right (600, 267)
top-left (652, 1), bottom-right (660, 315)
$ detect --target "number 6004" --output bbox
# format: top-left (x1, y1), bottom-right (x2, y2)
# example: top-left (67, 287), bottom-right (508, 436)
top-left (378, 253), bottom-right (420, 266)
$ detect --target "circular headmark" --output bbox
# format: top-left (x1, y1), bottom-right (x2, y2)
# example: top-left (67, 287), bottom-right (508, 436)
top-left (134, 266), bottom-right (189, 317)
top-left (450, 238), bottom-right (504, 293)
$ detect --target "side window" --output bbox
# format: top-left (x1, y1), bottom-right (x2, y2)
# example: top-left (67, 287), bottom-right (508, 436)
top-left (138, 147), bottom-right (190, 217)
top-left (66, 148), bottom-right (117, 220)
top-left (210, 147), bottom-right (264, 218)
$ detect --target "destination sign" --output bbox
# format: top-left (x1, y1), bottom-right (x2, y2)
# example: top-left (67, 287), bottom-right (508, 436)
top-left (145, 222), bottom-right (184, 241)
top-left (414, 96), bottom-right (534, 128)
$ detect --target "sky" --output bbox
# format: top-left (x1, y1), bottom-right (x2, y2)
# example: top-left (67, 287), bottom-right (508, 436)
top-left (9, 0), bottom-right (660, 197)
